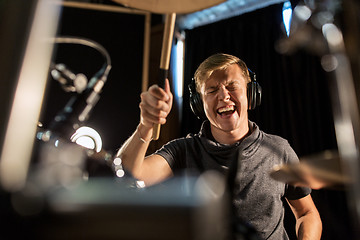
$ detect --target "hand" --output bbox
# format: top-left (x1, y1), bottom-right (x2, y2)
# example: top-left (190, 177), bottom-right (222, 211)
top-left (139, 78), bottom-right (173, 128)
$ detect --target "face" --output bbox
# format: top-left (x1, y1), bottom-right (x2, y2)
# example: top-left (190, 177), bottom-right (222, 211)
top-left (200, 64), bottom-right (249, 136)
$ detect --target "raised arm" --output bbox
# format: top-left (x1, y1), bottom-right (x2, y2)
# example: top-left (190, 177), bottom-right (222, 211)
top-left (287, 195), bottom-right (322, 240)
top-left (117, 79), bottom-right (173, 185)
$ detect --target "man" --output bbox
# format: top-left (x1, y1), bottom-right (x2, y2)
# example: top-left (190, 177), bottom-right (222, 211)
top-left (117, 53), bottom-right (322, 239)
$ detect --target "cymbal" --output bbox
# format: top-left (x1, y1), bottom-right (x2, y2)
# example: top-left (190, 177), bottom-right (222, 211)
top-left (111, 0), bottom-right (226, 14)
top-left (270, 150), bottom-right (351, 189)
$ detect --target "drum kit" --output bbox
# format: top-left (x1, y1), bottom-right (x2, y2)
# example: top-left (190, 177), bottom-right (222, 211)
top-left (2, 0), bottom-right (359, 239)
top-left (271, 0), bottom-right (360, 194)
top-left (270, 150), bottom-right (350, 190)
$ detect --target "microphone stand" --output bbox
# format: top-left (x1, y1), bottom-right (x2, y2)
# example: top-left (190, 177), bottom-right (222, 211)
top-left (29, 37), bottom-right (113, 192)
top-left (47, 37), bottom-right (112, 141)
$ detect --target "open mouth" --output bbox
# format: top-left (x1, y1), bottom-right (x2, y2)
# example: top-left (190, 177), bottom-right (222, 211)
top-left (217, 105), bottom-right (236, 116)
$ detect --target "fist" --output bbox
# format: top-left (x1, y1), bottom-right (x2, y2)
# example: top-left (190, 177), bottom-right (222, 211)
top-left (139, 79), bottom-right (173, 128)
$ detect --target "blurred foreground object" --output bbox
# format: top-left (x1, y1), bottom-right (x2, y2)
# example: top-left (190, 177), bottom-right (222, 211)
top-left (22, 171), bottom-right (231, 240)
top-left (276, 0), bottom-right (360, 236)
top-left (111, 0), bottom-right (226, 14)
top-left (0, 0), bottom-right (61, 192)
top-left (270, 150), bottom-right (350, 189)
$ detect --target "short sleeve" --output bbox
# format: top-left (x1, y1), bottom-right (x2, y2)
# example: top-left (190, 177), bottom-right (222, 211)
top-left (285, 184), bottom-right (312, 200)
top-left (154, 138), bottom-right (187, 170)
top-left (282, 140), bottom-right (312, 199)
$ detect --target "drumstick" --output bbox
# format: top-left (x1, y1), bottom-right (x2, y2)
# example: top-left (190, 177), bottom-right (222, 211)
top-left (152, 13), bottom-right (176, 140)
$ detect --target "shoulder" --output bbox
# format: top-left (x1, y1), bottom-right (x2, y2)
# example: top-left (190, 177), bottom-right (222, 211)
top-left (262, 131), bottom-right (291, 147)
top-left (154, 134), bottom-right (199, 158)
top-left (154, 134), bottom-right (207, 171)
top-left (254, 127), bottom-right (299, 164)
top-left (249, 121), bottom-right (290, 147)
top-left (157, 136), bottom-right (190, 153)
top-left (164, 133), bottom-right (199, 147)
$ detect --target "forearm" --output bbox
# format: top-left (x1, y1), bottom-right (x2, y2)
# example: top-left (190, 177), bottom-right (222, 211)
top-left (116, 123), bottom-right (153, 178)
top-left (295, 210), bottom-right (322, 240)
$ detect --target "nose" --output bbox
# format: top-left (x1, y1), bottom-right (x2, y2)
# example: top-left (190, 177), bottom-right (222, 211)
top-left (218, 86), bottom-right (230, 101)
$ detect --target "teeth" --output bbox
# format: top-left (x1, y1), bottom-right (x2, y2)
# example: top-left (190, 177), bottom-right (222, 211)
top-left (218, 105), bottom-right (234, 113)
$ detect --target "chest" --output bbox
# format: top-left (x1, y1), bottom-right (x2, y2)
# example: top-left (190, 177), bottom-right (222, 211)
top-left (232, 153), bottom-right (286, 208)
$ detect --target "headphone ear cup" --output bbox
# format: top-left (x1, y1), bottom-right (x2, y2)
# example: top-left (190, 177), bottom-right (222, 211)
top-left (247, 82), bottom-right (255, 110)
top-left (188, 79), bottom-right (206, 120)
top-left (247, 80), bottom-right (262, 110)
top-left (254, 82), bottom-right (262, 108)
top-left (247, 69), bottom-right (262, 110)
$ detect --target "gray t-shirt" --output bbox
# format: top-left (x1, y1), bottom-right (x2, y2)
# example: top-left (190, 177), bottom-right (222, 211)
top-left (155, 121), bottom-right (311, 240)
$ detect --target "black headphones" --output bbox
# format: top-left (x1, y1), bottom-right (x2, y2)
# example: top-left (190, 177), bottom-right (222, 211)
top-left (188, 69), bottom-right (262, 120)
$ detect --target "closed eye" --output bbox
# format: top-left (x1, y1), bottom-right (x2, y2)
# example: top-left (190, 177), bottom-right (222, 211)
top-left (205, 87), bottom-right (219, 95)
top-left (226, 82), bottom-right (240, 91)
top-left (204, 81), bottom-right (241, 95)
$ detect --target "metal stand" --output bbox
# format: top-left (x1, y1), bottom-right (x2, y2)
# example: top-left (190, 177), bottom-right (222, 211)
top-left (282, 0), bottom-right (360, 236)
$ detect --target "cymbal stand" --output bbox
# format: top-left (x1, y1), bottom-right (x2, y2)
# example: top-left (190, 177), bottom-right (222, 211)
top-left (278, 0), bottom-right (360, 235)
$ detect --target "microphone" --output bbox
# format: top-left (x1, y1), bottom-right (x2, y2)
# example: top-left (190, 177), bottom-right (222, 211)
top-left (46, 37), bottom-right (112, 141)
top-left (50, 63), bottom-right (88, 93)
top-left (48, 64), bottom-right (111, 140)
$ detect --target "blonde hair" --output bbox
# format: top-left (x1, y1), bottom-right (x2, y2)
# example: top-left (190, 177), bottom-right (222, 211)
top-left (194, 53), bottom-right (250, 92)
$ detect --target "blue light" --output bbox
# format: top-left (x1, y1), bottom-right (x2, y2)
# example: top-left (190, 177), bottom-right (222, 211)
top-left (175, 39), bottom-right (184, 99)
top-left (282, 1), bottom-right (292, 37)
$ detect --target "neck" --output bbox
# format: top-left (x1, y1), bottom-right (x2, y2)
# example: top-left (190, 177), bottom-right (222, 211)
top-left (210, 121), bottom-right (250, 145)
